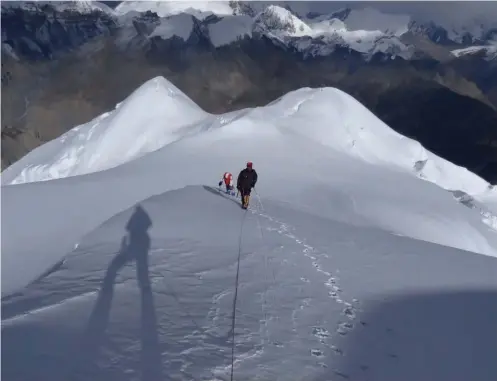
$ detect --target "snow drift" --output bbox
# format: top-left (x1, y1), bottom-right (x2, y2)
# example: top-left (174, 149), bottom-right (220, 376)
top-left (2, 76), bottom-right (497, 297)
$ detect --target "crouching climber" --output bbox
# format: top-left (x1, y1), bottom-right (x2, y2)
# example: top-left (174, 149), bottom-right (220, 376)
top-left (219, 172), bottom-right (234, 194)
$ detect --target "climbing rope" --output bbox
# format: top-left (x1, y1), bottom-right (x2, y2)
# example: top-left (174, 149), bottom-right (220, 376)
top-left (230, 189), bottom-right (277, 381)
top-left (230, 209), bottom-right (248, 381)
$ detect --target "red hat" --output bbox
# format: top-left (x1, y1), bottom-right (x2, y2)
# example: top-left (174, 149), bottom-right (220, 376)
top-left (246, 161), bottom-right (253, 168)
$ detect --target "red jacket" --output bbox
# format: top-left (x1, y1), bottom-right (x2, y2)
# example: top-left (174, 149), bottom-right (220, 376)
top-left (223, 172), bottom-right (233, 186)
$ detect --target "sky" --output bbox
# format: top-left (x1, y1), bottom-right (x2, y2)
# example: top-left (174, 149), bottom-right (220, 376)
top-left (100, 1), bottom-right (497, 25)
top-left (266, 1), bottom-right (497, 26)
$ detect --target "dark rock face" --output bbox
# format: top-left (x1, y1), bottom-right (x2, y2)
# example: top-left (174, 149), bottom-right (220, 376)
top-left (373, 82), bottom-right (497, 182)
top-left (1, 2), bottom-right (117, 61)
top-left (2, 3), bottom-right (497, 184)
top-left (445, 54), bottom-right (497, 107)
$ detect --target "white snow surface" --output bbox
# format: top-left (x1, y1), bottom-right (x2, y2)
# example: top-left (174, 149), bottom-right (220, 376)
top-left (257, 5), bottom-right (314, 38)
top-left (2, 77), bottom-right (208, 183)
top-left (1, 0), bottom-right (116, 15)
top-left (2, 186), bottom-right (497, 381)
top-left (433, 16), bottom-right (497, 44)
top-left (2, 75), bottom-right (497, 300)
top-left (115, 0), bottom-right (233, 20)
top-left (5, 1), bottom-right (497, 59)
top-left (254, 5), bottom-right (413, 58)
top-left (285, 1), bottom-right (497, 44)
top-left (111, 2), bottom-right (415, 59)
top-left (451, 44), bottom-right (497, 60)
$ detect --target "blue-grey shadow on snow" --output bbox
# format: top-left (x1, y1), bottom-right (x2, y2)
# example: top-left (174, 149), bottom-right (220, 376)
top-left (314, 288), bottom-right (497, 381)
top-left (203, 185), bottom-right (241, 208)
top-left (78, 205), bottom-right (163, 381)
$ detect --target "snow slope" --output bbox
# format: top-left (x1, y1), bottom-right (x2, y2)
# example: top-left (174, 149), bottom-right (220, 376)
top-left (452, 44), bottom-right (497, 60)
top-left (1, 1), bottom-right (116, 15)
top-left (1, 77), bottom-right (209, 183)
top-left (286, 2), bottom-right (497, 44)
top-left (112, 2), bottom-right (414, 60)
top-left (111, 2), bottom-right (497, 60)
top-left (2, 186), bottom-right (497, 381)
top-left (2, 75), bottom-right (497, 300)
top-left (5, 2), bottom-right (497, 61)
top-left (115, 0), bottom-right (233, 20)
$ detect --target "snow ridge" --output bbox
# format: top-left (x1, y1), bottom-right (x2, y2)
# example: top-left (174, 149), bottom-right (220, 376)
top-left (1, 1), bottom-right (116, 15)
top-left (451, 44), bottom-right (497, 60)
top-left (2, 76), bottom-right (497, 261)
top-left (2, 77), bottom-right (491, 196)
top-left (1, 77), bottom-right (210, 183)
top-left (4, 2), bottom-right (497, 61)
top-left (113, 3), bottom-right (416, 61)
top-left (110, 2), bottom-right (497, 61)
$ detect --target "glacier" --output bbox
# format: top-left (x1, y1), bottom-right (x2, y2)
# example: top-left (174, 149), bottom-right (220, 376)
top-left (1, 75), bottom-right (496, 381)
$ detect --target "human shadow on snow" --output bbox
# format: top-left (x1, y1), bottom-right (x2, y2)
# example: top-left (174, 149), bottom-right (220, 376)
top-left (78, 205), bottom-right (163, 381)
top-left (203, 185), bottom-right (241, 208)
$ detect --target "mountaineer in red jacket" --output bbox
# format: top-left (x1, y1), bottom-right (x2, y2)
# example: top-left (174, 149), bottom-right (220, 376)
top-left (219, 172), bottom-right (234, 194)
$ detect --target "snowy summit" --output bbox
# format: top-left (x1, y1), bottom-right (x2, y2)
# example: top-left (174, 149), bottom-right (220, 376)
top-left (2, 77), bottom-right (497, 381)
top-left (106, 1), bottom-right (497, 60)
top-left (3, 75), bottom-right (497, 291)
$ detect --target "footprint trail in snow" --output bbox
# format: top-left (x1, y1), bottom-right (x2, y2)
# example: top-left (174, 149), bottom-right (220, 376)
top-left (248, 200), bottom-right (362, 364)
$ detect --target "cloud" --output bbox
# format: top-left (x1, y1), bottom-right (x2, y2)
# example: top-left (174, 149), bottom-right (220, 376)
top-left (284, 1), bottom-right (497, 26)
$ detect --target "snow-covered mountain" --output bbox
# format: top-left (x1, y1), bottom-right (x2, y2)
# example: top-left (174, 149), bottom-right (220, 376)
top-left (3, 76), bottom-right (497, 293)
top-left (452, 44), bottom-right (497, 61)
top-left (1, 0), bottom-right (115, 15)
top-left (3, 1), bottom-right (497, 186)
top-left (112, 3), bottom-right (415, 60)
top-left (107, 1), bottom-right (497, 61)
top-left (2, 76), bottom-right (497, 381)
top-left (1, 0), bottom-right (117, 60)
top-left (5, 1), bottom-right (495, 62)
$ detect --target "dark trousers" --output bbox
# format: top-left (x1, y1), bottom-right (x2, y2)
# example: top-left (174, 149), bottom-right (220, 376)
top-left (239, 187), bottom-right (251, 207)
top-left (239, 187), bottom-right (252, 196)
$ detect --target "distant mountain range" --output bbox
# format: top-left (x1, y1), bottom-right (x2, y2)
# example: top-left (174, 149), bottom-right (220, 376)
top-left (2, 1), bottom-right (497, 182)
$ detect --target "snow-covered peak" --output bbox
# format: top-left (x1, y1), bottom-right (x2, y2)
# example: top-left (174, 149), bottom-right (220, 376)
top-left (1, 77), bottom-right (209, 183)
top-left (57, 0), bottom-right (115, 14)
top-left (423, 15), bottom-right (497, 44)
top-left (1, 1), bottom-right (115, 15)
top-left (109, 2), bottom-right (413, 60)
top-left (451, 44), bottom-right (497, 61)
top-left (115, 0), bottom-right (233, 20)
top-left (254, 5), bottom-right (313, 38)
top-left (4, 1), bottom-right (496, 61)
top-left (3, 76), bottom-right (497, 264)
top-left (2, 75), bottom-right (493, 200)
